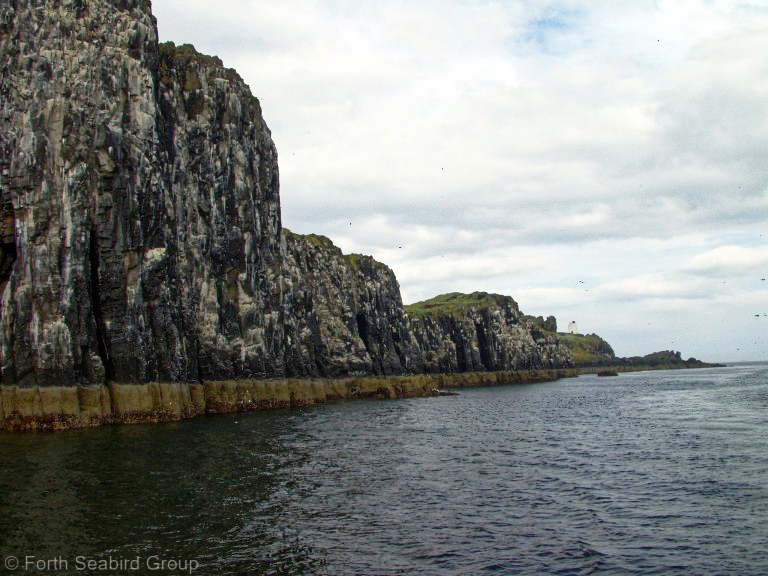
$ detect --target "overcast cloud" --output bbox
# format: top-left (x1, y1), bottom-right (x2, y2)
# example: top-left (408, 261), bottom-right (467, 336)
top-left (153, 0), bottom-right (768, 361)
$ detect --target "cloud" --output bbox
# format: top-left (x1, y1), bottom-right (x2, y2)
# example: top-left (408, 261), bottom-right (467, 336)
top-left (682, 246), bottom-right (768, 275)
top-left (597, 274), bottom-right (707, 301)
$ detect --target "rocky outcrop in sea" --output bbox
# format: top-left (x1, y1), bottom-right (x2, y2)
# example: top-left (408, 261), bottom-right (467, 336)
top-left (0, 0), bottom-right (573, 429)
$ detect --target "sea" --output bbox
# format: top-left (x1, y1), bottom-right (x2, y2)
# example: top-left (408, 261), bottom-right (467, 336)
top-left (1, 363), bottom-right (766, 576)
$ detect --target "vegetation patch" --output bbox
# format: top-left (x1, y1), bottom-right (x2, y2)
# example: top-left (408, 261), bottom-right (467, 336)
top-left (558, 333), bottom-right (616, 366)
top-left (343, 253), bottom-right (388, 273)
top-left (405, 292), bottom-right (518, 318)
top-left (283, 229), bottom-right (341, 255)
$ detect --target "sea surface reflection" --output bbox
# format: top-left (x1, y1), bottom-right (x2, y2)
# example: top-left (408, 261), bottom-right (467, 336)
top-left (1, 363), bottom-right (767, 575)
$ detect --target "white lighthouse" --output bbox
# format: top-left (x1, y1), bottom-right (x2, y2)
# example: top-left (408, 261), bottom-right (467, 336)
top-left (567, 321), bottom-right (578, 334)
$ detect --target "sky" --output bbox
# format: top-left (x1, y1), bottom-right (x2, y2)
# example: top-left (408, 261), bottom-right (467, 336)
top-left (152, 0), bottom-right (768, 362)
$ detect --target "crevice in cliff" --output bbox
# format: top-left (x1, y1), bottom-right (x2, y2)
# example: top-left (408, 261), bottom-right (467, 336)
top-left (89, 224), bottom-right (115, 382)
top-left (0, 190), bottom-right (15, 297)
top-left (475, 322), bottom-right (494, 371)
top-left (454, 332), bottom-right (468, 372)
top-left (0, 236), bottom-right (14, 380)
top-left (0, 241), bottom-right (15, 296)
top-left (356, 312), bottom-right (372, 354)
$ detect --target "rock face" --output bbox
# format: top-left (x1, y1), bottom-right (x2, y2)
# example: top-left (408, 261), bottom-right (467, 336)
top-left (280, 231), bottom-right (415, 377)
top-left (558, 333), bottom-right (617, 367)
top-left (1, 0), bottom-right (282, 386)
top-left (406, 293), bottom-right (572, 373)
top-left (0, 0), bottom-right (572, 406)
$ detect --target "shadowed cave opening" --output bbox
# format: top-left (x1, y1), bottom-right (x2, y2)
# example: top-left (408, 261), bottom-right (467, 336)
top-left (89, 224), bottom-right (115, 382)
top-left (454, 335), bottom-right (468, 372)
top-left (0, 240), bottom-right (14, 381)
top-left (0, 241), bottom-right (15, 290)
top-left (356, 312), bottom-right (372, 353)
top-left (475, 322), bottom-right (494, 371)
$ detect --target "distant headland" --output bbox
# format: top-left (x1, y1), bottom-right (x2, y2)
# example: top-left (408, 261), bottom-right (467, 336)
top-left (558, 333), bottom-right (725, 373)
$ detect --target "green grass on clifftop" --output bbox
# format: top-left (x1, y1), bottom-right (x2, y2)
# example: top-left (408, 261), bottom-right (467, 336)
top-left (404, 292), bottom-right (519, 319)
top-left (557, 333), bottom-right (616, 365)
top-left (282, 229), bottom-right (388, 272)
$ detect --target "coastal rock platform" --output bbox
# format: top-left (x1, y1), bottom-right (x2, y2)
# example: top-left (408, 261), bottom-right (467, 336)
top-left (0, 369), bottom-right (578, 431)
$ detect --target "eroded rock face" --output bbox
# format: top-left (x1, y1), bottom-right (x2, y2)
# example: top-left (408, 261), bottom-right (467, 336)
top-left (154, 42), bottom-right (283, 381)
top-left (280, 231), bottom-right (414, 377)
top-left (406, 293), bottom-right (572, 373)
top-left (1, 0), bottom-right (571, 393)
top-left (1, 0), bottom-right (281, 386)
top-left (2, 0), bottom-right (161, 386)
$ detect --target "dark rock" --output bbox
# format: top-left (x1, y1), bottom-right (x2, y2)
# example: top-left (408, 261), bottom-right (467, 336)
top-left (406, 293), bottom-right (573, 373)
top-left (279, 230), bottom-right (416, 377)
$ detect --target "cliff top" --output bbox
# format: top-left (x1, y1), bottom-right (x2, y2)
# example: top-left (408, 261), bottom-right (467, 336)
top-left (282, 229), bottom-right (390, 273)
top-left (283, 228), bottom-right (339, 251)
top-left (405, 291), bottom-right (521, 318)
top-left (557, 333), bottom-right (616, 365)
top-left (157, 41), bottom-right (262, 114)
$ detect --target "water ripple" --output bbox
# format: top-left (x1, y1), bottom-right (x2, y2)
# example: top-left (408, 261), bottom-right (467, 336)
top-left (1, 364), bottom-right (767, 575)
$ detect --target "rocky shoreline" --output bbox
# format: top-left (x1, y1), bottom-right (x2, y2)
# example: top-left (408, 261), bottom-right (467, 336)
top-left (1, 357), bottom-right (723, 432)
top-left (0, 369), bottom-right (578, 432)
top-left (577, 363), bottom-right (725, 375)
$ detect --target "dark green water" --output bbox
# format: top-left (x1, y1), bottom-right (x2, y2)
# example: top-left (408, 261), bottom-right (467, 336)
top-left (1, 364), bottom-right (767, 575)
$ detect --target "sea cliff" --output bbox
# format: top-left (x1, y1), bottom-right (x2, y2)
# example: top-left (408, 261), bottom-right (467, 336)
top-left (0, 0), bottom-right (573, 430)
top-left (406, 293), bottom-right (571, 373)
